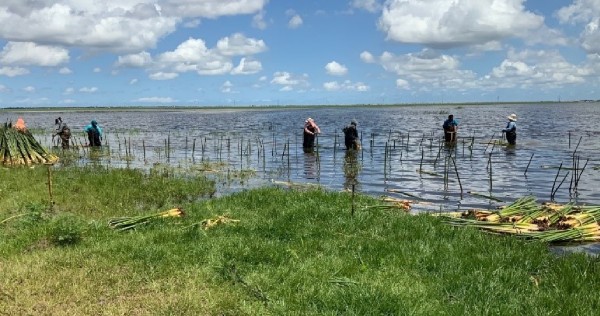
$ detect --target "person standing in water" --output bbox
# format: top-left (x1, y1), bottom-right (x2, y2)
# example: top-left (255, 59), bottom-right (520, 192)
top-left (442, 114), bottom-right (459, 142)
top-left (54, 117), bottom-right (71, 149)
top-left (302, 117), bottom-right (321, 152)
top-left (342, 119), bottom-right (360, 150)
top-left (84, 120), bottom-right (103, 147)
top-left (503, 114), bottom-right (517, 145)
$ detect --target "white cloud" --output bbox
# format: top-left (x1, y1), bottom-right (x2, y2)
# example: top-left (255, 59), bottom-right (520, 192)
top-left (280, 86), bottom-right (293, 92)
top-left (271, 71), bottom-right (309, 86)
top-left (183, 19), bottom-right (201, 28)
top-left (378, 0), bottom-right (546, 48)
top-left (231, 57), bottom-right (262, 75)
top-left (396, 79), bottom-right (410, 90)
top-left (60, 99), bottom-right (76, 104)
top-left (0, 1), bottom-right (268, 54)
top-left (216, 33), bottom-right (268, 56)
top-left (116, 52), bottom-right (153, 68)
top-left (325, 61), bottom-right (348, 76)
top-left (352, 0), bottom-right (382, 13)
top-left (130, 78), bottom-right (138, 85)
top-left (149, 72), bottom-right (179, 80)
top-left (0, 66), bottom-right (29, 77)
top-left (360, 51), bottom-right (375, 63)
top-left (252, 11), bottom-right (268, 30)
top-left (0, 42), bottom-right (69, 66)
top-left (0, 85), bottom-right (9, 93)
top-left (58, 67), bottom-right (72, 74)
top-left (93, 67), bottom-right (101, 73)
top-left (581, 18), bottom-right (600, 54)
top-left (135, 97), bottom-right (177, 103)
top-left (288, 15), bottom-right (303, 29)
top-left (557, 0), bottom-right (600, 25)
top-left (23, 86), bottom-right (35, 93)
top-left (63, 87), bottom-right (75, 95)
top-left (323, 80), bottom-right (369, 91)
top-left (221, 80), bottom-right (234, 93)
top-left (79, 87), bottom-right (98, 93)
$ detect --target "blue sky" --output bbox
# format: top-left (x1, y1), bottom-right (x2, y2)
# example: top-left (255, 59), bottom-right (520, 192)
top-left (0, 0), bottom-right (599, 107)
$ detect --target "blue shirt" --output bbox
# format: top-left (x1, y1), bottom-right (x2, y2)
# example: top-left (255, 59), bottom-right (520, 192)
top-left (443, 119), bottom-right (458, 129)
top-left (84, 124), bottom-right (103, 137)
top-left (503, 121), bottom-right (516, 133)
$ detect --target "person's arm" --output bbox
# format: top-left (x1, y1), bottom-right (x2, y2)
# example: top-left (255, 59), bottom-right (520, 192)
top-left (314, 123), bottom-right (321, 134)
top-left (304, 124), bottom-right (313, 135)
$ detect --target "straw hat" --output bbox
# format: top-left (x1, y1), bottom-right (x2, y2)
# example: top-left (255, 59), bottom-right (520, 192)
top-left (507, 114), bottom-right (517, 121)
top-left (305, 117), bottom-right (313, 123)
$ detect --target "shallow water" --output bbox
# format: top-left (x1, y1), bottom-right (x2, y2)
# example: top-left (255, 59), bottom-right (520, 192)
top-left (4, 102), bottom-right (600, 213)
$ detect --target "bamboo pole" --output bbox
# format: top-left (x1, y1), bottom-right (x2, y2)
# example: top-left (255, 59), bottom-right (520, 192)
top-left (524, 153), bottom-right (534, 176)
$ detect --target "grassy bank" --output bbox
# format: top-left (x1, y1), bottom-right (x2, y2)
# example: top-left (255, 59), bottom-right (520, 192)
top-left (1, 167), bottom-right (600, 315)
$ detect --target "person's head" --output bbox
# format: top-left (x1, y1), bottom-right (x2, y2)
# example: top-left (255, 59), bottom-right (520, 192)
top-left (448, 115), bottom-right (454, 120)
top-left (91, 120), bottom-right (98, 126)
top-left (507, 114), bottom-right (517, 122)
top-left (55, 118), bottom-right (59, 125)
top-left (350, 119), bottom-right (358, 126)
top-left (305, 117), bottom-right (313, 124)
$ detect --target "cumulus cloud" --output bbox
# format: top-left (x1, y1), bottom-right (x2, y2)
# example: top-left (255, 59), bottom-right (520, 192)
top-left (93, 67), bottom-right (101, 73)
top-left (288, 15), bottom-right (303, 29)
top-left (0, 66), bottom-right (29, 77)
top-left (271, 71), bottom-right (309, 91)
top-left (360, 51), bottom-right (375, 63)
top-left (378, 0), bottom-right (546, 48)
top-left (216, 33), bottom-right (267, 56)
top-left (0, 1), bottom-right (267, 54)
top-left (231, 58), bottom-right (262, 75)
top-left (80, 87), bottom-right (98, 93)
top-left (396, 79), bottom-right (410, 90)
top-left (351, 0), bottom-right (382, 13)
top-left (0, 42), bottom-right (69, 66)
top-left (323, 80), bottom-right (369, 91)
top-left (58, 67), bottom-right (72, 74)
top-left (116, 52), bottom-right (153, 68)
top-left (221, 80), bottom-right (234, 93)
top-left (130, 78), bottom-right (138, 85)
top-left (135, 97), bottom-right (177, 103)
top-left (252, 11), bottom-right (268, 29)
top-left (23, 86), bottom-right (35, 93)
top-left (486, 49), bottom-right (588, 88)
top-left (149, 72), bottom-right (179, 80)
top-left (325, 61), bottom-right (348, 76)
top-left (63, 87), bottom-right (74, 95)
top-left (0, 84), bottom-right (9, 93)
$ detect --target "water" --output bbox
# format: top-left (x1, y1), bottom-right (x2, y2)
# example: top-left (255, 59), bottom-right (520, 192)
top-left (3, 102), bottom-right (600, 213)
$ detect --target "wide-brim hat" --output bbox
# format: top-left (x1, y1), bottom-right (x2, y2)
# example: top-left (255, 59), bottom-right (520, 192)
top-left (507, 114), bottom-right (517, 121)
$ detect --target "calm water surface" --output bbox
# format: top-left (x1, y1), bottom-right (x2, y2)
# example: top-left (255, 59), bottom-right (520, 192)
top-left (4, 103), bottom-right (600, 213)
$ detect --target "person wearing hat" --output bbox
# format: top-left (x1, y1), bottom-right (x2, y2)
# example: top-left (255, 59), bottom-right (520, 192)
top-left (84, 120), bottom-right (103, 147)
top-left (53, 117), bottom-right (71, 149)
top-left (302, 117), bottom-right (321, 152)
top-left (503, 114), bottom-right (517, 145)
top-left (342, 119), bottom-right (360, 150)
top-left (442, 114), bottom-right (459, 142)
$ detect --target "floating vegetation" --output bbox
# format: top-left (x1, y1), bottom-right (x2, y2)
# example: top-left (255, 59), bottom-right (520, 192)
top-left (438, 196), bottom-right (600, 243)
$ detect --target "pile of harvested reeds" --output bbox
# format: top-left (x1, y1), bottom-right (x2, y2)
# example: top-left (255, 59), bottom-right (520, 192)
top-left (439, 196), bottom-right (600, 242)
top-left (0, 121), bottom-right (58, 166)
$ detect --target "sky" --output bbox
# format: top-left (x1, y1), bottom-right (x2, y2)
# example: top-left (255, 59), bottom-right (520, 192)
top-left (0, 0), bottom-right (599, 107)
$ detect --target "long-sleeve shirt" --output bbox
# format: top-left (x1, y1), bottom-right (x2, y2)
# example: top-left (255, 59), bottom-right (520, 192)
top-left (84, 124), bottom-right (103, 137)
top-left (503, 121), bottom-right (516, 133)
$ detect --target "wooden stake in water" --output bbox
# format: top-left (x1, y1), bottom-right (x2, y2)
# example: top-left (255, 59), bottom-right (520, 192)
top-left (351, 184), bottom-right (355, 217)
top-left (524, 153), bottom-right (534, 176)
top-left (452, 157), bottom-right (463, 198)
top-left (143, 140), bottom-right (146, 161)
top-left (550, 162), bottom-right (563, 199)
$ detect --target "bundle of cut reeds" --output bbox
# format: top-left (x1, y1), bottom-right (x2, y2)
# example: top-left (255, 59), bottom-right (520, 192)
top-left (439, 196), bottom-right (600, 243)
top-left (0, 122), bottom-right (58, 166)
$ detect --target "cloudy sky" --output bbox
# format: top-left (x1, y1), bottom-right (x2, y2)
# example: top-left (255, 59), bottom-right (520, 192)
top-left (0, 0), bottom-right (599, 107)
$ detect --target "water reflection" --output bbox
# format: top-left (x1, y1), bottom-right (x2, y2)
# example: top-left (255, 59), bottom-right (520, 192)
top-left (343, 149), bottom-right (361, 191)
top-left (303, 150), bottom-right (319, 180)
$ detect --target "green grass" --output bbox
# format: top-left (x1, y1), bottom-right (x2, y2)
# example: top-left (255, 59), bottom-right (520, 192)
top-left (1, 167), bottom-right (600, 314)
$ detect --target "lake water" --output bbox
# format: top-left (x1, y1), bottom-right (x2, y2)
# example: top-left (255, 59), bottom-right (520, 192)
top-left (3, 103), bottom-right (600, 213)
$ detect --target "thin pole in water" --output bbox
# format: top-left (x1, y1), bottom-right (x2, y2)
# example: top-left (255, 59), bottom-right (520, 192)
top-left (524, 153), bottom-right (534, 176)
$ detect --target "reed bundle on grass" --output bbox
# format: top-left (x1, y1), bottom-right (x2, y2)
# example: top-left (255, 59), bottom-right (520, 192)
top-left (439, 196), bottom-right (600, 243)
top-left (0, 122), bottom-right (58, 166)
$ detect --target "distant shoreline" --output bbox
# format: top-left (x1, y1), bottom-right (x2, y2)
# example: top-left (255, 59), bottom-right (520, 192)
top-left (0, 100), bottom-right (594, 113)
